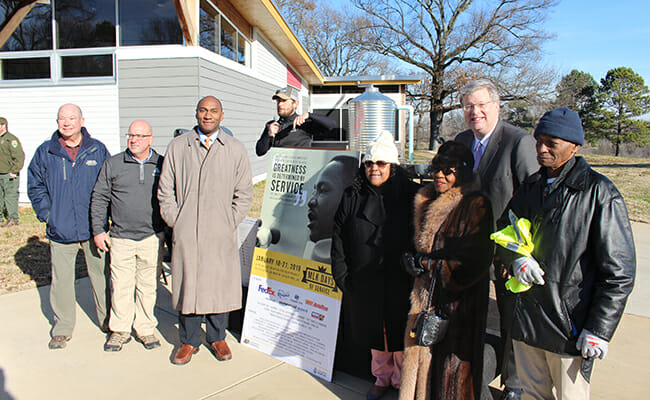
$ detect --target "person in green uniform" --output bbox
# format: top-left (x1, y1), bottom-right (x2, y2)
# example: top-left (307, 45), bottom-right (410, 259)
top-left (0, 117), bottom-right (25, 227)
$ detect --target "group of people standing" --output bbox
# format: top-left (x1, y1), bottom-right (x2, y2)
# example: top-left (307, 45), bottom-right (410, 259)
top-left (26, 97), bottom-right (254, 368)
top-left (7, 76), bottom-right (636, 400)
top-left (331, 79), bottom-right (636, 400)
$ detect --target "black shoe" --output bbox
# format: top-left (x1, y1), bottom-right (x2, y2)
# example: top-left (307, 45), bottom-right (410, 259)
top-left (500, 388), bottom-right (522, 400)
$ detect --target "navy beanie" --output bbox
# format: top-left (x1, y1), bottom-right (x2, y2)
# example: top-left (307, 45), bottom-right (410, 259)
top-left (534, 107), bottom-right (584, 145)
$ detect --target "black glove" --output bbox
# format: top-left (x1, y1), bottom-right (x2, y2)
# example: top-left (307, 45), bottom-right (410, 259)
top-left (402, 252), bottom-right (425, 277)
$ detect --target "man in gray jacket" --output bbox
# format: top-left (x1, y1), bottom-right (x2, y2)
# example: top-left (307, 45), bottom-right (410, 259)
top-left (158, 96), bottom-right (253, 365)
top-left (91, 120), bottom-right (165, 352)
top-left (455, 79), bottom-right (538, 399)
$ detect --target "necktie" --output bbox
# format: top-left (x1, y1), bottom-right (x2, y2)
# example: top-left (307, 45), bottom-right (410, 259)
top-left (473, 142), bottom-right (482, 172)
top-left (204, 136), bottom-right (211, 149)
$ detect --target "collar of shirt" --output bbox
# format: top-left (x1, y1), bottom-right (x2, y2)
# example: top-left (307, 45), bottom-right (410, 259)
top-left (198, 128), bottom-right (219, 146)
top-left (127, 148), bottom-right (153, 164)
top-left (472, 126), bottom-right (495, 152)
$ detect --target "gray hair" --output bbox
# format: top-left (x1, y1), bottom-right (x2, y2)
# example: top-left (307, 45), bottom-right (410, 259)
top-left (459, 79), bottom-right (500, 105)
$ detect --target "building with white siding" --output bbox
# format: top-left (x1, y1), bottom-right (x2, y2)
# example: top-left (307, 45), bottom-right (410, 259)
top-left (0, 0), bottom-right (417, 200)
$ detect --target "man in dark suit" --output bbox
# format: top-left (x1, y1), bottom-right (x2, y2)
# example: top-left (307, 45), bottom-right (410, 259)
top-left (455, 79), bottom-right (538, 400)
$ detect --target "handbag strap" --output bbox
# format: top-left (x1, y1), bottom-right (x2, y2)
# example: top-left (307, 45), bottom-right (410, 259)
top-left (425, 261), bottom-right (438, 311)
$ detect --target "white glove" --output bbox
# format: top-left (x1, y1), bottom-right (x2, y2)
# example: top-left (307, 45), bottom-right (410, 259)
top-left (576, 329), bottom-right (609, 359)
top-left (512, 257), bottom-right (545, 286)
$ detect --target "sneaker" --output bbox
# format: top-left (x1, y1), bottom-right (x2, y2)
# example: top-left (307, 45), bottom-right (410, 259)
top-left (0, 219), bottom-right (18, 228)
top-left (48, 335), bottom-right (71, 350)
top-left (104, 332), bottom-right (131, 352)
top-left (137, 334), bottom-right (161, 350)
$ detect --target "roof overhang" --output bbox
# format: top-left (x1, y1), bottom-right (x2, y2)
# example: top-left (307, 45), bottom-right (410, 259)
top-left (323, 75), bottom-right (422, 86)
top-left (228, 0), bottom-right (324, 85)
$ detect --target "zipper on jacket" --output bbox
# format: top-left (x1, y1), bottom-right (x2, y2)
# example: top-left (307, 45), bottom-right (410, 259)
top-left (61, 157), bottom-right (67, 180)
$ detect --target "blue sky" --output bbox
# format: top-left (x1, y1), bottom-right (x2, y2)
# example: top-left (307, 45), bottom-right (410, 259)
top-left (544, 0), bottom-right (650, 84)
top-left (327, 0), bottom-right (650, 85)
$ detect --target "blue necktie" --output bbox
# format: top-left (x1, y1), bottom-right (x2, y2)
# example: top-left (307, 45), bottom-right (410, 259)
top-left (473, 142), bottom-right (483, 172)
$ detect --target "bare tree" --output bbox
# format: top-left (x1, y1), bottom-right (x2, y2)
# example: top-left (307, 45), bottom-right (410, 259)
top-left (276, 0), bottom-right (393, 76)
top-left (353, 0), bottom-right (557, 149)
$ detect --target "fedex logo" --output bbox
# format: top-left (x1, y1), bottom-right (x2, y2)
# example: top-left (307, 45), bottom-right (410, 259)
top-left (258, 285), bottom-right (275, 296)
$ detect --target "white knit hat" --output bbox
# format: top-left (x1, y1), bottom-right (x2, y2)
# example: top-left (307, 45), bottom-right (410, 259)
top-left (364, 131), bottom-right (399, 165)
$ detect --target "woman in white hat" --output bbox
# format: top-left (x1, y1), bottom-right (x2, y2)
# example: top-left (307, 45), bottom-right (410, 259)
top-left (331, 131), bottom-right (420, 400)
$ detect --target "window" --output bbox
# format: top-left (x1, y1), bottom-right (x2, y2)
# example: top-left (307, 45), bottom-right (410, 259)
top-left (0, 3), bottom-right (52, 51)
top-left (199, 1), bottom-right (250, 66)
top-left (119, 0), bottom-right (182, 46)
top-left (312, 109), bottom-right (348, 142)
top-left (220, 19), bottom-right (236, 60)
top-left (62, 55), bottom-right (113, 78)
top-left (55, 0), bottom-right (116, 49)
top-left (1, 58), bottom-right (50, 80)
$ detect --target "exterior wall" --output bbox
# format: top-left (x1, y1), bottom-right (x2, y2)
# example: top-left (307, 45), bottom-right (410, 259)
top-left (117, 56), bottom-right (199, 153)
top-left (198, 58), bottom-right (276, 179)
top-left (116, 43), bottom-right (291, 182)
top-left (0, 84), bottom-right (119, 202)
top-left (251, 30), bottom-right (286, 88)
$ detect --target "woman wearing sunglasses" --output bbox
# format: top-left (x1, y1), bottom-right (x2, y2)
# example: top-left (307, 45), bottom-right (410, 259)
top-left (331, 131), bottom-right (420, 400)
top-left (400, 141), bottom-right (495, 400)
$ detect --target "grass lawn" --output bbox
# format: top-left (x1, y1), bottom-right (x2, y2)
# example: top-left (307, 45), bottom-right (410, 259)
top-left (0, 154), bottom-right (647, 295)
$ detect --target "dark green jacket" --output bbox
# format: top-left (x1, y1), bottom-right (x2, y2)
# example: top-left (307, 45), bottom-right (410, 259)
top-left (0, 131), bottom-right (25, 175)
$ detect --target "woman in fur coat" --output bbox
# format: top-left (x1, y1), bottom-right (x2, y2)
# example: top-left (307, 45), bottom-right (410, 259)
top-left (399, 141), bottom-right (495, 400)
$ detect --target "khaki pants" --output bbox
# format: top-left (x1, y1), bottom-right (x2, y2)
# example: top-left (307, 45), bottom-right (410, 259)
top-left (108, 233), bottom-right (164, 336)
top-left (513, 339), bottom-right (590, 400)
top-left (50, 239), bottom-right (110, 337)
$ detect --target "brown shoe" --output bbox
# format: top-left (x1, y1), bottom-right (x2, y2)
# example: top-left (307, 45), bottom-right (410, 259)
top-left (210, 340), bottom-right (232, 361)
top-left (172, 344), bottom-right (199, 365)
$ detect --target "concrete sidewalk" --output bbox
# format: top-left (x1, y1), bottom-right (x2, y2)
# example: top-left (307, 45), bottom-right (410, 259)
top-left (1, 222), bottom-right (648, 400)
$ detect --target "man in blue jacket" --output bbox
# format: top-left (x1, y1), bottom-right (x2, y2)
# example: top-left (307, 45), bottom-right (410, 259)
top-left (28, 104), bottom-right (111, 350)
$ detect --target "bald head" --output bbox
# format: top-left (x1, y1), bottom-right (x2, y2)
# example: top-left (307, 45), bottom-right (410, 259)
top-left (58, 103), bottom-right (83, 119)
top-left (57, 103), bottom-right (85, 141)
top-left (127, 119), bottom-right (154, 160)
top-left (195, 96), bottom-right (224, 136)
top-left (129, 120), bottom-right (152, 135)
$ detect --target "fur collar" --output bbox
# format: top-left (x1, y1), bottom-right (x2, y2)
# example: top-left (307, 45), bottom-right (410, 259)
top-left (413, 178), bottom-right (480, 253)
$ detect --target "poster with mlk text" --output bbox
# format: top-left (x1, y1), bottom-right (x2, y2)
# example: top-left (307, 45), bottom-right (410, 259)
top-left (241, 148), bottom-right (359, 381)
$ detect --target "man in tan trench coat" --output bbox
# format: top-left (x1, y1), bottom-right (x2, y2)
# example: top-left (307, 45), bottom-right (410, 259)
top-left (158, 96), bottom-right (253, 365)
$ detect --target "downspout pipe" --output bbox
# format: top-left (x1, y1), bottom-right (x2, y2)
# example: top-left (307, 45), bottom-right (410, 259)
top-left (397, 104), bottom-right (415, 163)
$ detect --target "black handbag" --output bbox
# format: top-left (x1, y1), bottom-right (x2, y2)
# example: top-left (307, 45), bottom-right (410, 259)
top-left (411, 264), bottom-right (449, 346)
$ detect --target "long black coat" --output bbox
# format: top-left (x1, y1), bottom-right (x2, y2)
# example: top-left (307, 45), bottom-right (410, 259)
top-left (331, 166), bottom-right (420, 351)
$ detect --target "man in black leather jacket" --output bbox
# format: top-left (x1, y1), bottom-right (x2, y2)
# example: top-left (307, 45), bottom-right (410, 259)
top-left (498, 107), bottom-right (636, 399)
top-left (255, 86), bottom-right (336, 156)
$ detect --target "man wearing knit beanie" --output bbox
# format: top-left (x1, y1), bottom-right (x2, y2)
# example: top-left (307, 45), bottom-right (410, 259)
top-left (496, 107), bottom-right (636, 399)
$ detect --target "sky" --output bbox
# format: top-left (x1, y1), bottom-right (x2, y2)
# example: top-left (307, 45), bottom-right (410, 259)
top-left (328, 0), bottom-right (650, 85)
top-left (543, 0), bottom-right (650, 84)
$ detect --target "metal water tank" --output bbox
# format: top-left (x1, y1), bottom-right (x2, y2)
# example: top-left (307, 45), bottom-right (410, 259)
top-left (348, 86), bottom-right (396, 151)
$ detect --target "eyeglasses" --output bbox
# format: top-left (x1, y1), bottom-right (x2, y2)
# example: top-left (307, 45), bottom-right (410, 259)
top-left (364, 160), bottom-right (389, 168)
top-left (431, 166), bottom-right (456, 176)
top-left (126, 133), bottom-right (152, 140)
top-left (462, 101), bottom-right (495, 112)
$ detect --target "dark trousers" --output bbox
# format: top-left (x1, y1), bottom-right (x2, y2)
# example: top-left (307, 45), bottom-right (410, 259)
top-left (179, 312), bottom-right (229, 347)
